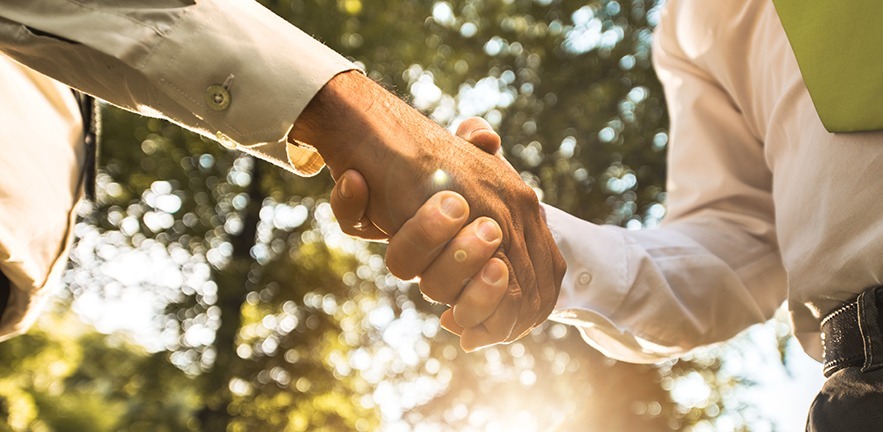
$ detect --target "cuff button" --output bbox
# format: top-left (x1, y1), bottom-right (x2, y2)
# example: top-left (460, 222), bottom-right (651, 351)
top-left (578, 272), bottom-right (593, 286)
top-left (205, 85), bottom-right (231, 111)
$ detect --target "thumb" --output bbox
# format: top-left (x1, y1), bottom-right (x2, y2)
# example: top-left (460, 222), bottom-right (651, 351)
top-left (456, 117), bottom-right (501, 155)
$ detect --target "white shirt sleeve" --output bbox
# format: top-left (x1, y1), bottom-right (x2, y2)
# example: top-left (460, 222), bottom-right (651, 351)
top-left (546, 4), bottom-right (787, 364)
top-left (0, 0), bottom-right (355, 175)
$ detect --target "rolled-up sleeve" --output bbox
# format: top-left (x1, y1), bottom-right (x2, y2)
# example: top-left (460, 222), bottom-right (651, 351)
top-left (0, 0), bottom-right (355, 175)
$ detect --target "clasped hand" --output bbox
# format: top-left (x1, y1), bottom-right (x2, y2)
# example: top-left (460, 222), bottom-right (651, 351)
top-left (332, 116), bottom-right (565, 351)
top-left (292, 72), bottom-right (565, 351)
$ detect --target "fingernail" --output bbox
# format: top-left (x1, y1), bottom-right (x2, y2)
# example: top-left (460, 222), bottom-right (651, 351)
top-left (440, 196), bottom-right (466, 219)
top-left (481, 261), bottom-right (505, 285)
top-left (476, 220), bottom-right (500, 243)
top-left (338, 176), bottom-right (351, 199)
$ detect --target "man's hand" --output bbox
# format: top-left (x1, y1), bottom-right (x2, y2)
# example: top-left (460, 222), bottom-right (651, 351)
top-left (318, 111), bottom-right (562, 350)
top-left (330, 117), bottom-right (507, 239)
top-left (291, 72), bottom-right (565, 349)
top-left (331, 118), bottom-right (515, 351)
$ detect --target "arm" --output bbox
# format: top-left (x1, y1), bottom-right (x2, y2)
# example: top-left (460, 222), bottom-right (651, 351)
top-left (0, 0), bottom-right (353, 175)
top-left (336, 102), bottom-right (784, 361)
top-left (332, 0), bottom-right (787, 360)
top-left (523, 11), bottom-right (788, 359)
top-left (546, 2), bottom-right (785, 361)
top-left (0, 59), bottom-right (84, 340)
top-left (291, 72), bottom-right (566, 346)
top-left (530, 3), bottom-right (787, 362)
top-left (0, 1), bottom-right (566, 345)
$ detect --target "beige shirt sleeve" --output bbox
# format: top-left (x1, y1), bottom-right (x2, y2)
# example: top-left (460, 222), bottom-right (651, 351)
top-left (0, 0), bottom-right (357, 339)
top-left (0, 0), bottom-right (356, 176)
top-left (0, 57), bottom-right (83, 341)
top-left (546, 3), bottom-right (787, 363)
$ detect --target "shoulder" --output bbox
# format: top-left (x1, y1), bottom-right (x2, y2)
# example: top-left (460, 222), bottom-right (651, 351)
top-left (657, 0), bottom-right (767, 60)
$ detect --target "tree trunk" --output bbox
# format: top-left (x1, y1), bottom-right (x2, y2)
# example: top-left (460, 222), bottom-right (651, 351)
top-left (199, 157), bottom-right (263, 431)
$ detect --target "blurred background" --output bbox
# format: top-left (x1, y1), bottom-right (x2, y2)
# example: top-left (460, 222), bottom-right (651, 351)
top-left (0, 0), bottom-right (823, 431)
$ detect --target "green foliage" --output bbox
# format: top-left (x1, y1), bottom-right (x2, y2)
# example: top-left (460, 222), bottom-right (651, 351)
top-left (0, 309), bottom-right (199, 431)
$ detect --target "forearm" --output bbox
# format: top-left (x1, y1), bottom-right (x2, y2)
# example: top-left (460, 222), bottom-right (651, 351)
top-left (0, 0), bottom-right (354, 173)
top-left (545, 204), bottom-right (786, 363)
top-left (291, 71), bottom-right (421, 176)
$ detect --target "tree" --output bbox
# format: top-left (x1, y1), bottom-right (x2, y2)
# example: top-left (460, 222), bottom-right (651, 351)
top-left (1, 1), bottom-right (787, 431)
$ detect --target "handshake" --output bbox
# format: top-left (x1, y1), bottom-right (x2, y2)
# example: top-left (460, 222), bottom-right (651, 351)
top-left (291, 71), bottom-right (566, 351)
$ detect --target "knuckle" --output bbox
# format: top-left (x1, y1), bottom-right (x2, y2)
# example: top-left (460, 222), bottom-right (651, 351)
top-left (419, 277), bottom-right (461, 305)
top-left (385, 257), bottom-right (415, 280)
top-left (469, 290), bottom-right (498, 312)
top-left (452, 306), bottom-right (479, 328)
top-left (471, 279), bottom-right (506, 310)
top-left (386, 220), bottom-right (451, 280)
top-left (510, 178), bottom-right (539, 202)
top-left (504, 277), bottom-right (524, 302)
top-left (407, 215), bottom-right (451, 251)
top-left (485, 317), bottom-right (513, 341)
top-left (329, 200), bottom-right (355, 225)
top-left (385, 244), bottom-right (420, 280)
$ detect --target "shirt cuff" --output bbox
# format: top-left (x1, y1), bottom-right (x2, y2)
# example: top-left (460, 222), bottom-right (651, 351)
top-left (541, 204), bottom-right (628, 315)
top-left (139, 0), bottom-right (356, 174)
top-left (541, 203), bottom-right (677, 363)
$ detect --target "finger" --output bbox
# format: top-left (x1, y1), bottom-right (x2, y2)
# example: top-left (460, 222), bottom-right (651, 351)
top-left (331, 170), bottom-right (387, 240)
top-left (504, 205), bottom-right (564, 342)
top-left (527, 222), bottom-right (567, 331)
top-left (504, 223), bottom-right (543, 341)
top-left (455, 118), bottom-right (518, 175)
top-left (459, 252), bottom-right (520, 351)
top-left (419, 217), bottom-right (503, 305)
top-left (455, 117), bottom-right (501, 155)
top-left (459, 304), bottom-right (517, 352)
top-left (459, 326), bottom-right (496, 352)
top-left (519, 212), bottom-right (566, 334)
top-left (440, 308), bottom-right (464, 336)
top-left (451, 258), bottom-right (508, 328)
top-left (386, 192), bottom-right (470, 280)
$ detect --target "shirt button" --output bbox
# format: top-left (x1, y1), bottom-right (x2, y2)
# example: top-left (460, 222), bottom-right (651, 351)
top-left (205, 84), bottom-right (231, 111)
top-left (578, 272), bottom-right (592, 286)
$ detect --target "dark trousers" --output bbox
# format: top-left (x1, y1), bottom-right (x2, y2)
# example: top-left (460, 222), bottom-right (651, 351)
top-left (807, 286), bottom-right (883, 431)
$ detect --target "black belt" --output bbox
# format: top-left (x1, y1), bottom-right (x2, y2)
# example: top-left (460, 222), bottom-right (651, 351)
top-left (0, 272), bottom-right (9, 320)
top-left (821, 286), bottom-right (883, 377)
top-left (72, 90), bottom-right (99, 202)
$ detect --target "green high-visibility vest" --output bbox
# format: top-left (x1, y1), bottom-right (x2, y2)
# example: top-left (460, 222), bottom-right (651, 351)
top-left (773, 0), bottom-right (882, 132)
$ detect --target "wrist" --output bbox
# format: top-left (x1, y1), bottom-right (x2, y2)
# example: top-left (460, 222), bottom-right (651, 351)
top-left (289, 70), bottom-right (442, 181)
top-left (289, 71), bottom-right (379, 166)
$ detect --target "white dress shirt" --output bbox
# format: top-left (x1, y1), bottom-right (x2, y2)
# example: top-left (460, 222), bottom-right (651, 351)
top-left (548, 0), bottom-right (883, 363)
